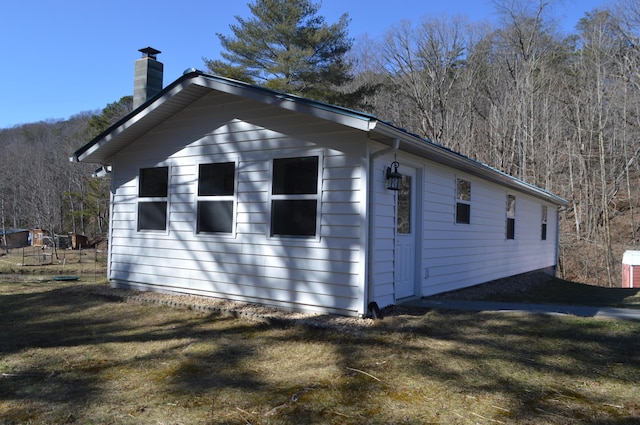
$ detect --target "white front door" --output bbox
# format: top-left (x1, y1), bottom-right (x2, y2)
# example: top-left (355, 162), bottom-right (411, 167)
top-left (395, 166), bottom-right (417, 299)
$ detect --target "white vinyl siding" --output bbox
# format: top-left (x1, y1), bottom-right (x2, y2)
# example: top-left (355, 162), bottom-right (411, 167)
top-left (370, 154), bottom-right (560, 307)
top-left (370, 155), bottom-right (401, 308)
top-left (419, 163), bottom-right (557, 296)
top-left (107, 91), bottom-right (367, 316)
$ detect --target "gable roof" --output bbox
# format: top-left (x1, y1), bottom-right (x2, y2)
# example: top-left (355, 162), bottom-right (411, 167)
top-left (72, 70), bottom-right (567, 206)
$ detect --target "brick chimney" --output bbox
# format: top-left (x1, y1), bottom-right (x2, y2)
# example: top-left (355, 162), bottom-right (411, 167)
top-left (133, 47), bottom-right (163, 109)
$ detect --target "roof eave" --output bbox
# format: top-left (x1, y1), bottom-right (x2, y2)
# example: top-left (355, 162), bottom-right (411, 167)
top-left (72, 71), bottom-right (566, 207)
top-left (72, 71), bottom-right (374, 164)
top-left (370, 121), bottom-right (568, 206)
top-left (72, 71), bottom-right (208, 164)
top-left (190, 73), bottom-right (374, 131)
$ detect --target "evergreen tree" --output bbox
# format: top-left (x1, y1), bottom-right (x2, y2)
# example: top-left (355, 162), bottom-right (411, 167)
top-left (87, 96), bottom-right (132, 137)
top-left (205, 0), bottom-right (375, 108)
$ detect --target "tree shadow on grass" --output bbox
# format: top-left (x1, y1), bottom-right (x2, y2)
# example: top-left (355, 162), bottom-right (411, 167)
top-left (336, 310), bottom-right (640, 424)
top-left (0, 283), bottom-right (266, 423)
top-left (155, 306), bottom-right (640, 424)
top-left (1, 283), bottom-right (639, 424)
top-left (465, 276), bottom-right (640, 308)
top-left (230, 310), bottom-right (640, 424)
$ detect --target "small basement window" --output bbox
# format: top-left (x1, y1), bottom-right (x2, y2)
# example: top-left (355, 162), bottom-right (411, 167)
top-left (506, 194), bottom-right (516, 240)
top-left (196, 162), bottom-right (236, 234)
top-left (271, 155), bottom-right (319, 237)
top-left (456, 178), bottom-right (471, 224)
top-left (138, 166), bottom-right (169, 231)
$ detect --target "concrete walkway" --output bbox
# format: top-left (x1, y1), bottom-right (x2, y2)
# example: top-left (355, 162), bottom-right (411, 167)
top-left (401, 298), bottom-right (640, 321)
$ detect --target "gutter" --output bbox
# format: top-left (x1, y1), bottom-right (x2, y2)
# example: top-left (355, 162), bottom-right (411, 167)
top-left (365, 137), bottom-right (400, 317)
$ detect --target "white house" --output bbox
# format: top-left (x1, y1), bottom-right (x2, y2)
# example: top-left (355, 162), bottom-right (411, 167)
top-left (72, 50), bottom-right (567, 317)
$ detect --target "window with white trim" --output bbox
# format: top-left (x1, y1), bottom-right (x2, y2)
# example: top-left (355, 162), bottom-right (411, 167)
top-left (270, 155), bottom-right (319, 238)
top-left (506, 194), bottom-right (516, 239)
top-left (541, 205), bottom-right (548, 241)
top-left (456, 178), bottom-right (471, 224)
top-left (138, 166), bottom-right (169, 231)
top-left (196, 162), bottom-right (236, 234)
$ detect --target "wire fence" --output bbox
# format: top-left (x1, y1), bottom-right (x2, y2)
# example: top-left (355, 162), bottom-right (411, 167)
top-left (0, 245), bottom-right (108, 281)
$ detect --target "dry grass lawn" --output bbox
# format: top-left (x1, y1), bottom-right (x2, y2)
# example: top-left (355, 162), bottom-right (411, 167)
top-left (1, 279), bottom-right (639, 424)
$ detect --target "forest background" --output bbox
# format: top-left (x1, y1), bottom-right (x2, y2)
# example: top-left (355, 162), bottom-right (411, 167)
top-left (1, 0), bottom-right (639, 287)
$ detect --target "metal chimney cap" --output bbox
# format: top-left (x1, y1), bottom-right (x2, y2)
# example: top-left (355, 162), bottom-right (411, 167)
top-left (139, 47), bottom-right (161, 60)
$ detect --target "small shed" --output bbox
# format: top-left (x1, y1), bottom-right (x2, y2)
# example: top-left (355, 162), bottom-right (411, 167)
top-left (0, 229), bottom-right (29, 248)
top-left (55, 234), bottom-right (71, 249)
top-left (30, 229), bottom-right (45, 247)
top-left (622, 250), bottom-right (640, 288)
top-left (70, 233), bottom-right (89, 250)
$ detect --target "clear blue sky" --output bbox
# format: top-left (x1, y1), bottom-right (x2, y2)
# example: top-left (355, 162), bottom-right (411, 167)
top-left (0, 0), bottom-right (608, 129)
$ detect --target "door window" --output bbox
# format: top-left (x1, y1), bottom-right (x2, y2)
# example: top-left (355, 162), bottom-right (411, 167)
top-left (397, 175), bottom-right (412, 234)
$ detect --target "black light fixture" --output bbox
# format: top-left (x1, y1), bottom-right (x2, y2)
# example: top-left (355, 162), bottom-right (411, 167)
top-left (386, 161), bottom-right (402, 191)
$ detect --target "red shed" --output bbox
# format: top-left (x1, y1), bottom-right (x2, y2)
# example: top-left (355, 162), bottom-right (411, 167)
top-left (622, 251), bottom-right (640, 288)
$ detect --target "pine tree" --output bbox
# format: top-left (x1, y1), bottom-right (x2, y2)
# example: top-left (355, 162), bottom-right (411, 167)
top-left (205, 0), bottom-right (375, 108)
top-left (87, 96), bottom-right (132, 137)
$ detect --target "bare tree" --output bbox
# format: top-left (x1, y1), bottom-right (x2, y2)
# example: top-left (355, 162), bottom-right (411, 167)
top-left (377, 16), bottom-right (484, 145)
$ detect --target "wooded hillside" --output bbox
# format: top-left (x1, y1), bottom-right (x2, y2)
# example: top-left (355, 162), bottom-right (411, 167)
top-left (0, 97), bottom-right (129, 248)
top-left (350, 0), bottom-right (640, 286)
top-left (1, 0), bottom-right (638, 286)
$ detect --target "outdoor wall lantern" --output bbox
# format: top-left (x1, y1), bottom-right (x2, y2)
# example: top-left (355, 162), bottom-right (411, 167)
top-left (386, 161), bottom-right (402, 191)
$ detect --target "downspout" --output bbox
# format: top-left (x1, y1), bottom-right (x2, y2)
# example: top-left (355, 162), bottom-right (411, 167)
top-left (365, 138), bottom-right (400, 318)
